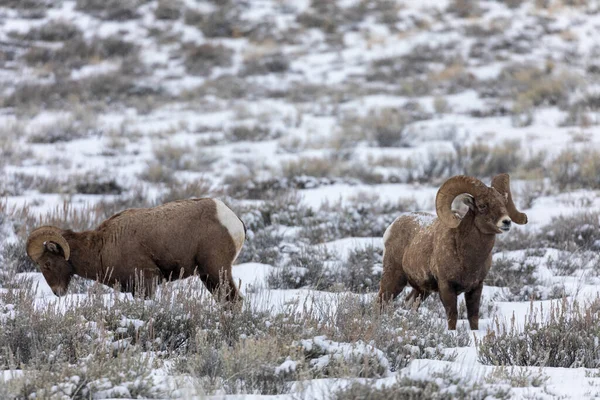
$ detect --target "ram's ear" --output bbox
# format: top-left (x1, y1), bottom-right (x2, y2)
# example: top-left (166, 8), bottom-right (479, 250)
top-left (461, 194), bottom-right (476, 211)
top-left (45, 241), bottom-right (62, 254)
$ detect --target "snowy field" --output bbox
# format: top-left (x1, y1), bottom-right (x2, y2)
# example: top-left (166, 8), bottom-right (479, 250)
top-left (2, 0), bottom-right (600, 398)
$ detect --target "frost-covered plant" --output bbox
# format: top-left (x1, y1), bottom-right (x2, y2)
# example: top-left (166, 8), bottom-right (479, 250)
top-left (268, 245), bottom-right (337, 290)
top-left (313, 295), bottom-right (469, 371)
top-left (478, 299), bottom-right (600, 367)
top-left (541, 212), bottom-right (600, 251)
top-left (13, 350), bottom-right (164, 399)
top-left (75, 0), bottom-right (146, 20)
top-left (485, 256), bottom-right (537, 291)
top-left (184, 43), bottom-right (234, 76)
top-left (299, 197), bottom-right (416, 245)
top-left (549, 149), bottom-right (600, 190)
top-left (485, 255), bottom-right (566, 302)
top-left (297, 336), bottom-right (389, 378)
top-left (332, 366), bottom-right (511, 400)
top-left (238, 226), bottom-right (285, 266)
top-left (0, 287), bottom-right (99, 367)
top-left (335, 245), bottom-right (382, 293)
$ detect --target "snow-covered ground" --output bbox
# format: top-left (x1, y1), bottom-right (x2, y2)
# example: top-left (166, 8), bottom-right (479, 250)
top-left (2, 0), bottom-right (600, 398)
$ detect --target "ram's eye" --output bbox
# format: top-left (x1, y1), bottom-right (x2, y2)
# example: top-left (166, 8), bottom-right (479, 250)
top-left (478, 204), bottom-right (488, 211)
top-left (43, 261), bottom-right (51, 270)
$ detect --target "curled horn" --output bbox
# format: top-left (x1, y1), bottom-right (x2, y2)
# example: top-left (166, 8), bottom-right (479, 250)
top-left (435, 175), bottom-right (488, 228)
top-left (26, 226), bottom-right (71, 262)
top-left (491, 173), bottom-right (528, 225)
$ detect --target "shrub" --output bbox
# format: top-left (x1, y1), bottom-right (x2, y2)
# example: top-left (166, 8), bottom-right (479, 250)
top-left (28, 112), bottom-right (98, 144)
top-left (333, 367), bottom-right (510, 400)
top-left (298, 198), bottom-right (417, 245)
top-left (241, 53), bottom-right (290, 76)
top-left (154, 0), bottom-right (182, 20)
top-left (336, 245), bottom-right (383, 293)
top-left (238, 226), bottom-right (285, 266)
top-left (75, 0), bottom-right (146, 20)
top-left (188, 2), bottom-right (247, 39)
top-left (369, 108), bottom-right (412, 148)
top-left (226, 124), bottom-right (278, 142)
top-left (24, 35), bottom-right (137, 70)
top-left (447, 0), bottom-right (482, 18)
top-left (296, 0), bottom-right (343, 35)
top-left (152, 143), bottom-right (217, 172)
top-left (456, 139), bottom-right (523, 178)
top-left (184, 43), bottom-right (234, 76)
top-left (14, 20), bottom-right (81, 42)
top-left (549, 149), bottom-right (600, 190)
top-left (1, 237), bottom-right (37, 274)
top-left (139, 161), bottom-right (176, 184)
top-left (74, 175), bottom-right (123, 195)
top-left (541, 212), bottom-right (600, 251)
top-left (486, 64), bottom-right (582, 110)
top-left (158, 179), bottom-right (215, 204)
top-left (281, 156), bottom-right (335, 180)
top-left (486, 256), bottom-right (536, 291)
top-left (268, 245), bottom-right (337, 290)
top-left (478, 299), bottom-right (600, 367)
top-left (5, 73), bottom-right (163, 112)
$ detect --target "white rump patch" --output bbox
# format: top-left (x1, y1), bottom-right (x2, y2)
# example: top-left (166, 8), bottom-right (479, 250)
top-left (214, 199), bottom-right (245, 260)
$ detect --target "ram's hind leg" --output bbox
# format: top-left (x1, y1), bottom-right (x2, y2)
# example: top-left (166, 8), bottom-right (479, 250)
top-left (198, 251), bottom-right (242, 305)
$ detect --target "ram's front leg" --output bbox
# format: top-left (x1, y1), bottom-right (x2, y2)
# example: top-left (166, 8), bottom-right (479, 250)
top-left (465, 283), bottom-right (483, 330)
top-left (438, 281), bottom-right (458, 330)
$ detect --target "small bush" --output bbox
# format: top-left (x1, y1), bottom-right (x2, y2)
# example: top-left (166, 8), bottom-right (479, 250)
top-left (158, 179), bottom-right (215, 204)
top-left (268, 245), bottom-right (337, 290)
top-left (333, 367), bottom-right (510, 400)
top-left (75, 0), bottom-right (146, 20)
top-left (14, 20), bottom-right (81, 42)
top-left (28, 112), bottom-right (99, 144)
top-left (541, 212), bottom-right (600, 251)
top-left (1, 237), bottom-right (37, 274)
top-left (226, 124), bottom-right (277, 142)
top-left (549, 149), bottom-right (600, 190)
top-left (152, 143), bottom-right (217, 172)
top-left (457, 139), bottom-right (523, 177)
top-left (190, 3), bottom-right (247, 39)
top-left (24, 35), bottom-right (137, 71)
top-left (486, 64), bottom-right (582, 110)
top-left (74, 175), bottom-right (123, 195)
top-left (154, 0), bottom-right (181, 20)
top-left (478, 299), bottom-right (600, 368)
top-left (337, 245), bottom-right (383, 293)
top-left (298, 198), bottom-right (417, 245)
top-left (486, 256), bottom-right (537, 294)
top-left (369, 108), bottom-right (412, 148)
top-left (241, 53), bottom-right (290, 76)
top-left (447, 0), bottom-right (482, 18)
top-left (5, 73), bottom-right (162, 112)
top-left (138, 161), bottom-right (176, 184)
top-left (184, 43), bottom-right (234, 76)
top-left (238, 226), bottom-right (285, 266)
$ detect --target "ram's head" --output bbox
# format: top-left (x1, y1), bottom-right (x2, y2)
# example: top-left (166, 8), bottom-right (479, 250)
top-left (436, 174), bottom-right (528, 235)
top-left (26, 226), bottom-right (73, 296)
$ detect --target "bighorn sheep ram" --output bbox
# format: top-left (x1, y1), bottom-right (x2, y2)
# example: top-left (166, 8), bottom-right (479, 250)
top-left (378, 174), bottom-right (527, 330)
top-left (26, 198), bottom-right (245, 302)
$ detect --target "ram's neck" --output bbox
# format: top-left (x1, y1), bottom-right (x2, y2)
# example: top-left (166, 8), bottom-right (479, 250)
top-left (61, 230), bottom-right (105, 282)
top-left (456, 210), bottom-right (495, 269)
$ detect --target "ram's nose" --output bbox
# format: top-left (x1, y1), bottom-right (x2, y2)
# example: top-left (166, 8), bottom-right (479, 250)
top-left (499, 218), bottom-right (512, 232)
top-left (52, 287), bottom-right (67, 296)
